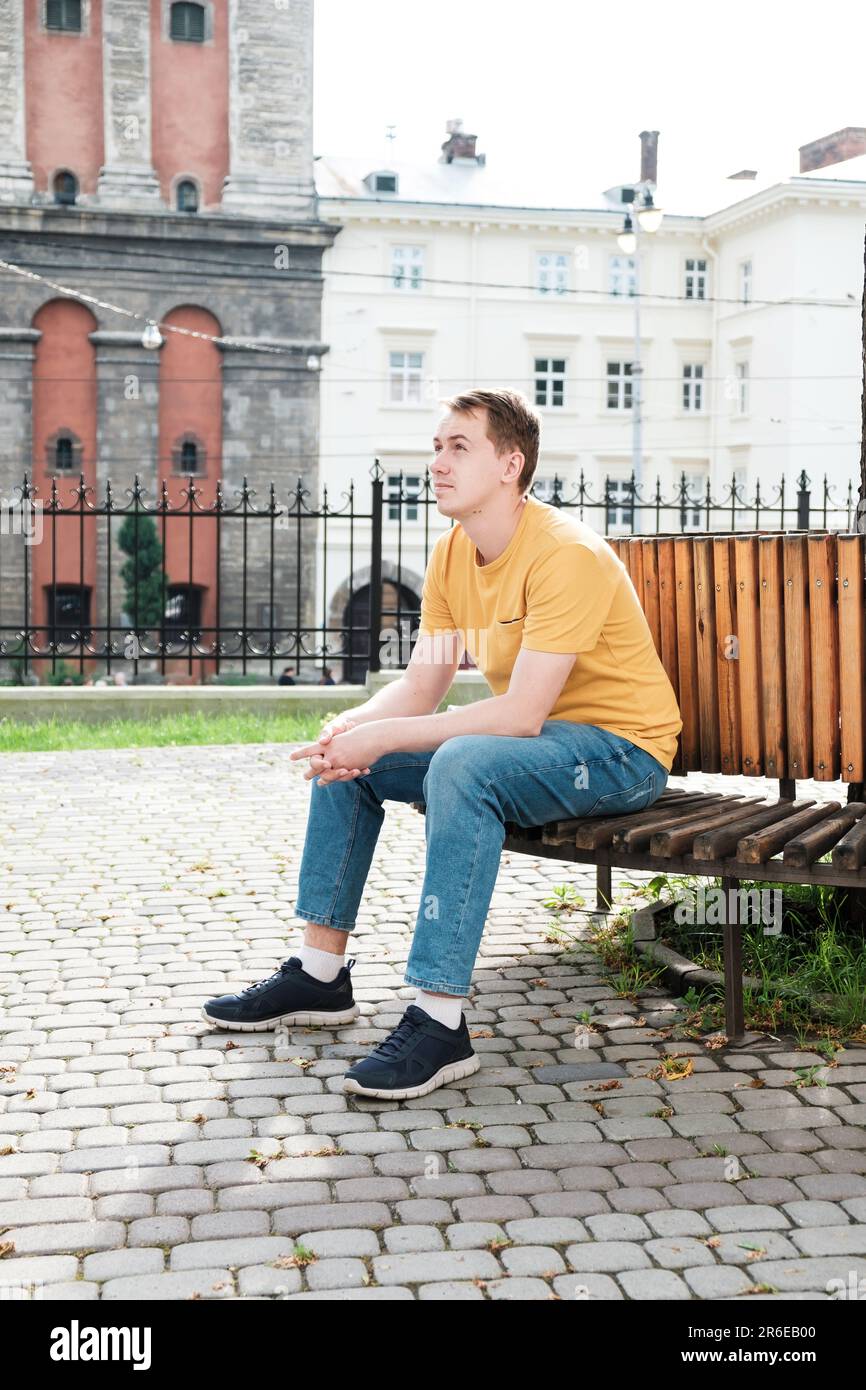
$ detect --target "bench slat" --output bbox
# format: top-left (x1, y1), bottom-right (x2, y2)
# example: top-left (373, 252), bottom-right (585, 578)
top-left (561, 793), bottom-right (727, 850)
top-left (713, 536), bottom-right (741, 775)
top-left (808, 534), bottom-right (840, 781)
top-left (657, 539), bottom-right (679, 689)
top-left (649, 798), bottom-right (767, 857)
top-left (694, 538), bottom-right (721, 772)
top-left (783, 802), bottom-right (866, 868)
top-left (783, 534), bottom-right (813, 779)
top-left (674, 538), bottom-right (701, 772)
top-left (736, 802), bottom-right (842, 863)
top-left (733, 536), bottom-right (763, 776)
top-left (641, 539), bottom-right (662, 654)
top-left (758, 536), bottom-right (788, 781)
top-left (832, 812), bottom-right (866, 870)
top-left (693, 800), bottom-right (817, 860)
top-left (613, 795), bottom-right (751, 851)
top-left (838, 534), bottom-right (866, 783)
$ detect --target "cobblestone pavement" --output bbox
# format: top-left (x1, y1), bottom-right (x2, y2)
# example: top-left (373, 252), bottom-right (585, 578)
top-left (1, 746), bottom-right (865, 1302)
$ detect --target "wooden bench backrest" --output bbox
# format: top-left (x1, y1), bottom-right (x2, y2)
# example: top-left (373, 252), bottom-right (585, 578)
top-left (607, 533), bottom-right (865, 783)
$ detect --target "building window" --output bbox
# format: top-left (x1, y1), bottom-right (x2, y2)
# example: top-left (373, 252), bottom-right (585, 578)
top-left (606, 478), bottom-right (633, 530)
top-left (172, 435), bottom-right (205, 474)
top-left (680, 470), bottom-right (708, 531)
top-left (46, 430), bottom-right (82, 472)
top-left (529, 474), bottom-right (559, 503)
top-left (609, 255), bottom-right (636, 297)
top-left (46, 0), bottom-right (82, 31)
top-left (180, 441), bottom-right (198, 472)
top-left (685, 258), bottom-right (707, 300)
top-left (388, 351), bottom-right (424, 404)
top-left (534, 357), bottom-right (566, 408)
top-left (364, 170), bottom-right (398, 194)
top-left (53, 170), bottom-right (79, 206)
top-left (606, 361), bottom-right (633, 410)
top-left (163, 585), bottom-right (203, 645)
top-left (170, 2), bottom-right (205, 41)
top-left (682, 364), bottom-right (704, 412)
top-left (740, 259), bottom-right (752, 304)
top-left (735, 361), bottom-right (749, 414)
top-left (176, 179), bottom-right (199, 213)
top-left (387, 473), bottom-right (423, 522)
top-left (47, 585), bottom-right (91, 644)
top-left (55, 437), bottom-right (74, 470)
top-left (391, 245), bottom-right (424, 291)
top-left (535, 252), bottom-right (570, 296)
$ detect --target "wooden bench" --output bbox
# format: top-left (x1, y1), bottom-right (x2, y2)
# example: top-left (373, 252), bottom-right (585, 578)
top-left (412, 532), bottom-right (866, 1040)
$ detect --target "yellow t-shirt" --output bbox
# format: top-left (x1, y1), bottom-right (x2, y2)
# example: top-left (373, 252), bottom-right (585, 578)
top-left (418, 494), bottom-right (683, 772)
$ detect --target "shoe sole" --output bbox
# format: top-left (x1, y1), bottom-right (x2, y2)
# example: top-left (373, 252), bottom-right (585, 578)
top-left (201, 1004), bottom-right (360, 1031)
top-left (342, 1051), bottom-right (480, 1100)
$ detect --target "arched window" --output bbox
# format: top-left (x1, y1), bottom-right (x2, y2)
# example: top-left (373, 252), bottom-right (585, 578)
top-left (55, 436), bottom-right (74, 470)
top-left (176, 179), bottom-right (199, 213)
top-left (53, 170), bottom-right (79, 206)
top-left (180, 440), bottom-right (198, 472)
top-left (46, 429), bottom-right (82, 473)
top-left (172, 434), bottom-right (205, 475)
top-left (170, 2), bottom-right (205, 41)
top-left (46, 0), bottom-right (82, 31)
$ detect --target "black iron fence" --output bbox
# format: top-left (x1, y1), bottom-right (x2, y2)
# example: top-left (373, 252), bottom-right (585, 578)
top-left (0, 464), bottom-right (859, 685)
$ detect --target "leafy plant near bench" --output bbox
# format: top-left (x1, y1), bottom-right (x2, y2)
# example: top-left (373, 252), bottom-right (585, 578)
top-left (624, 871), bottom-right (866, 1039)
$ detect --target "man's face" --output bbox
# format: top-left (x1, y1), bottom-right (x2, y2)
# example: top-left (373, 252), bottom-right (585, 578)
top-left (431, 408), bottom-right (523, 516)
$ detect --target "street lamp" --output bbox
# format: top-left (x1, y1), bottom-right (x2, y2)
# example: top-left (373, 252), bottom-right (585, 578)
top-left (616, 186), bottom-right (662, 533)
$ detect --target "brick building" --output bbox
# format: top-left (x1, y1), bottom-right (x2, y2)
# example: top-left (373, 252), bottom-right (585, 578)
top-left (0, 0), bottom-right (337, 678)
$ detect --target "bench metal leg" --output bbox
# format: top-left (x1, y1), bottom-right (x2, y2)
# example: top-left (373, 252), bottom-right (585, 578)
top-left (721, 875), bottom-right (745, 1041)
top-left (596, 864), bottom-right (612, 913)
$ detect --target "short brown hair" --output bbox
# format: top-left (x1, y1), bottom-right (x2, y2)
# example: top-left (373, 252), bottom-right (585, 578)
top-left (440, 388), bottom-right (541, 495)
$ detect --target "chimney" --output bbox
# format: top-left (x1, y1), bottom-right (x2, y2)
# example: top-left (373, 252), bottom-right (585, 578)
top-left (440, 118), bottom-right (485, 164)
top-left (639, 130), bottom-right (659, 185)
top-left (799, 127), bottom-right (866, 172)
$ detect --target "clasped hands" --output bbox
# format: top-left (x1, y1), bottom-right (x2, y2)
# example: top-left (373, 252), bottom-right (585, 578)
top-left (289, 712), bottom-right (389, 786)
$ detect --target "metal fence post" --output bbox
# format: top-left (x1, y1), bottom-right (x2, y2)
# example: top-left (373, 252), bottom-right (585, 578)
top-left (797, 470), bottom-right (811, 530)
top-left (368, 460), bottom-right (384, 676)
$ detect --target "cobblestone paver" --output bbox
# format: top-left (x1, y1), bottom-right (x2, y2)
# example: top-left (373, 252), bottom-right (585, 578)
top-left (1, 748), bottom-right (865, 1301)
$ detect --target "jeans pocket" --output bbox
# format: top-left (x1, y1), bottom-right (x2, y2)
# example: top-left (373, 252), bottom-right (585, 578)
top-left (583, 769), bottom-right (659, 818)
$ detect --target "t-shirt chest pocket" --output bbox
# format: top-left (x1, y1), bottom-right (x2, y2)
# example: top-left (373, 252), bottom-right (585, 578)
top-left (487, 612), bottom-right (526, 673)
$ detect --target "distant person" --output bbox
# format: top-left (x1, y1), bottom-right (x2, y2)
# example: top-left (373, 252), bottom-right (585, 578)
top-left (277, 668), bottom-right (296, 686)
top-left (317, 667), bottom-right (335, 686)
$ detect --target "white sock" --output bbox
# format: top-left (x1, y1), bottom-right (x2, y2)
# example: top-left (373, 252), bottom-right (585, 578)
top-left (298, 942), bottom-right (345, 982)
top-left (414, 988), bottom-right (463, 1030)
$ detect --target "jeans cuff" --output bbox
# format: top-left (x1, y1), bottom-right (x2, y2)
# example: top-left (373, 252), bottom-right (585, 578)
top-left (404, 973), bottom-right (472, 998)
top-left (294, 908), bottom-right (355, 932)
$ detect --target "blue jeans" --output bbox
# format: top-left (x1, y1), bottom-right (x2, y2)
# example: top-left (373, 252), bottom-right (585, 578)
top-left (294, 720), bottom-right (669, 997)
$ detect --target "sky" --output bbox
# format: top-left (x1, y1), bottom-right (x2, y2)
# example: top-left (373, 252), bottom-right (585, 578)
top-left (313, 0), bottom-right (866, 214)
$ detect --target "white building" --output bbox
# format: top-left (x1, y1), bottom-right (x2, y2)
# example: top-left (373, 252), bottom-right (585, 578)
top-left (313, 124), bottom-right (866, 678)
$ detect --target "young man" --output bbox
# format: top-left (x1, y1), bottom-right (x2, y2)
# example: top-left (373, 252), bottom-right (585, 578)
top-left (203, 389), bottom-right (683, 1101)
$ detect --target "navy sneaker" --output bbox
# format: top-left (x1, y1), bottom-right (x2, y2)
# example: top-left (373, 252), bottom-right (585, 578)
top-left (202, 957), bottom-right (360, 1031)
top-left (342, 1004), bottom-right (480, 1100)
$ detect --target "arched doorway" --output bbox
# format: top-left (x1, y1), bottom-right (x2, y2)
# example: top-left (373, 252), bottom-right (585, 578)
top-left (342, 579), bottom-right (476, 685)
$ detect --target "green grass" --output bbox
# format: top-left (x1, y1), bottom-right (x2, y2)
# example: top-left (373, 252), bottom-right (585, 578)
top-left (624, 871), bottom-right (866, 1039)
top-left (0, 709), bottom-right (332, 753)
